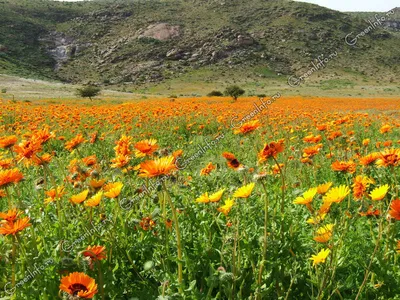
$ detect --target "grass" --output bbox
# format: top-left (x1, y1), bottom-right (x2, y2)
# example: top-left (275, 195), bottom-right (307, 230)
top-left (0, 96), bottom-right (399, 299)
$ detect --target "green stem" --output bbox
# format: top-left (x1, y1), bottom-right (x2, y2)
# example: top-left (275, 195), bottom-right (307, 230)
top-left (96, 260), bottom-right (105, 300)
top-left (11, 235), bottom-right (17, 298)
top-left (257, 180), bottom-right (269, 297)
top-left (162, 182), bottom-right (184, 293)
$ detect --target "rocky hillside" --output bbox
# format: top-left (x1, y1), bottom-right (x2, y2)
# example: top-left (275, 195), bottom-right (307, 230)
top-left (1, 0), bottom-right (399, 88)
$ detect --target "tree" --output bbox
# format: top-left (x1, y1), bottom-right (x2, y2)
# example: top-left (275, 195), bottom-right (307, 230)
top-left (77, 86), bottom-right (101, 101)
top-left (224, 85), bottom-right (245, 101)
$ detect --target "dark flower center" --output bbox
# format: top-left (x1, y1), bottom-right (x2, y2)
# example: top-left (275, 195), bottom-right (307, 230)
top-left (69, 283), bottom-right (88, 296)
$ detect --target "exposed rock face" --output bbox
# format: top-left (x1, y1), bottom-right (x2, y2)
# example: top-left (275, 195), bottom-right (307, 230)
top-left (137, 23), bottom-right (181, 41)
top-left (40, 32), bottom-right (90, 70)
top-left (384, 21), bottom-right (400, 30)
top-left (384, 7), bottom-right (400, 30)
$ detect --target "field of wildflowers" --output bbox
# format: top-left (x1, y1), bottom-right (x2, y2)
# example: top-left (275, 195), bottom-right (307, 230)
top-left (0, 96), bottom-right (399, 299)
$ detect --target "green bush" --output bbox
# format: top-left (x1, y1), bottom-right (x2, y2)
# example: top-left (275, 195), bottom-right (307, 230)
top-left (207, 90), bottom-right (224, 97)
top-left (76, 86), bottom-right (101, 101)
top-left (224, 85), bottom-right (245, 101)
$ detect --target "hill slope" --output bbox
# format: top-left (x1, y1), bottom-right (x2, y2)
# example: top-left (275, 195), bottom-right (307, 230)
top-left (0, 0), bottom-right (399, 90)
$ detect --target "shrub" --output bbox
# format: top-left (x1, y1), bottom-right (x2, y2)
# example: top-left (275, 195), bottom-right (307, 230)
top-left (207, 90), bottom-right (224, 97)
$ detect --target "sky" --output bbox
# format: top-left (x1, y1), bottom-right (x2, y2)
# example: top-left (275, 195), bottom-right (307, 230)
top-left (54, 0), bottom-right (398, 12)
top-left (294, 0), bottom-right (398, 12)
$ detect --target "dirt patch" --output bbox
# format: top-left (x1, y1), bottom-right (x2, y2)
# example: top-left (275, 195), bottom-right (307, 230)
top-left (138, 23), bottom-right (181, 41)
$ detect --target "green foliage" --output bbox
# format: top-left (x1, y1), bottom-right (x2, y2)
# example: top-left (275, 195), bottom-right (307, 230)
top-left (207, 90), bottom-right (224, 97)
top-left (76, 85), bottom-right (101, 100)
top-left (224, 85), bottom-right (245, 101)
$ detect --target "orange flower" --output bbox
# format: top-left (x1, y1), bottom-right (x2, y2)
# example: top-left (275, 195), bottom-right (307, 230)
top-left (134, 139), bottom-right (158, 157)
top-left (258, 139), bottom-right (284, 162)
top-left (362, 139), bottom-right (370, 146)
top-left (352, 176), bottom-right (374, 200)
top-left (0, 168), bottom-right (24, 187)
top-left (233, 120), bottom-right (261, 135)
top-left (172, 149), bottom-right (184, 159)
top-left (376, 148), bottom-right (400, 167)
top-left (82, 155), bottom-right (97, 166)
top-left (331, 160), bottom-right (356, 174)
top-left (44, 186), bottom-right (66, 204)
top-left (359, 205), bottom-right (380, 217)
top-left (316, 124), bottom-right (328, 131)
top-left (327, 131), bottom-right (342, 141)
top-left (0, 208), bottom-right (21, 223)
top-left (13, 140), bottom-right (42, 163)
top-left (114, 135), bottom-right (132, 156)
top-left (140, 216), bottom-right (156, 231)
top-left (33, 153), bottom-right (52, 166)
top-left (380, 124), bottom-right (391, 134)
top-left (303, 144), bottom-right (323, 158)
top-left (60, 272), bottom-right (98, 299)
top-left (82, 245), bottom-right (107, 261)
top-left (0, 216), bottom-right (31, 236)
top-left (0, 135), bottom-right (17, 149)
top-left (272, 163), bottom-right (284, 175)
top-left (389, 199), bottom-right (400, 221)
top-left (222, 152), bottom-right (244, 170)
top-left (89, 132), bottom-right (98, 144)
top-left (110, 154), bottom-right (130, 168)
top-left (32, 127), bottom-right (55, 144)
top-left (139, 156), bottom-right (177, 178)
top-left (0, 158), bottom-right (14, 169)
top-left (65, 134), bottom-right (86, 151)
top-left (359, 152), bottom-right (380, 166)
top-left (200, 162), bottom-right (216, 176)
top-left (165, 218), bottom-right (173, 228)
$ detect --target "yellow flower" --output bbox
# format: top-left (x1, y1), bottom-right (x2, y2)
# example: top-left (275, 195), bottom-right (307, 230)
top-left (89, 178), bottom-right (105, 189)
top-left (310, 248), bottom-right (330, 266)
top-left (70, 190), bottom-right (89, 204)
top-left (317, 182), bottom-right (332, 195)
top-left (313, 224), bottom-right (334, 243)
top-left (103, 182), bottom-right (123, 198)
top-left (323, 185), bottom-right (350, 203)
top-left (293, 188), bottom-right (318, 205)
top-left (369, 184), bottom-right (389, 201)
top-left (233, 183), bottom-right (255, 198)
top-left (85, 191), bottom-right (103, 207)
top-left (195, 192), bottom-right (209, 204)
top-left (209, 189), bottom-right (225, 203)
top-left (217, 198), bottom-right (235, 216)
top-left (316, 223), bottom-right (334, 235)
top-left (306, 213), bottom-right (326, 225)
